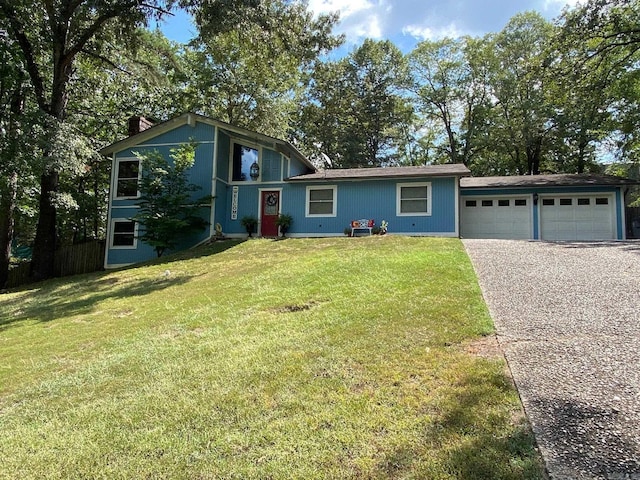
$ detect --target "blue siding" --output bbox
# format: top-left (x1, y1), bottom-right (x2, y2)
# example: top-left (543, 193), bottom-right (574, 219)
top-left (139, 123), bottom-right (215, 147)
top-left (216, 131), bottom-right (230, 182)
top-left (281, 177), bottom-right (458, 236)
top-left (288, 156), bottom-right (312, 178)
top-left (262, 148), bottom-right (282, 182)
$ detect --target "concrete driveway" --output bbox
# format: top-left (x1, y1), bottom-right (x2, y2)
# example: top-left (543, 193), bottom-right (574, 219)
top-left (463, 240), bottom-right (640, 480)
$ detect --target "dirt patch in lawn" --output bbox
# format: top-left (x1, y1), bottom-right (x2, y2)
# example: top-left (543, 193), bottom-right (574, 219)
top-left (463, 334), bottom-right (504, 359)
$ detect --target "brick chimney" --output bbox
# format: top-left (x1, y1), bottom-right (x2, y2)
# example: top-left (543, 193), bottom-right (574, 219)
top-left (128, 116), bottom-right (154, 136)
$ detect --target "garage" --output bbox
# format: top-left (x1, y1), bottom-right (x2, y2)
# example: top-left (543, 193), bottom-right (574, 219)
top-left (460, 174), bottom-right (636, 241)
top-left (539, 194), bottom-right (615, 241)
top-left (460, 195), bottom-right (532, 239)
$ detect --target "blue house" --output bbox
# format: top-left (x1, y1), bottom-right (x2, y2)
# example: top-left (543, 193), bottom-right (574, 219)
top-left (101, 113), bottom-right (634, 268)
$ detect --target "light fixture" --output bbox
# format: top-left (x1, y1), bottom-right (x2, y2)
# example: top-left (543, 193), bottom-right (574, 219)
top-left (533, 193), bottom-right (539, 205)
top-left (250, 161), bottom-right (259, 180)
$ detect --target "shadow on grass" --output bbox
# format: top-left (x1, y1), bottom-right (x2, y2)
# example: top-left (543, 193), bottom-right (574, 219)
top-left (0, 240), bottom-right (244, 332)
top-left (374, 366), bottom-right (547, 479)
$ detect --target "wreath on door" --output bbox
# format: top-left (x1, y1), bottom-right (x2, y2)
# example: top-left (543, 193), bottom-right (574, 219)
top-left (266, 193), bottom-right (278, 206)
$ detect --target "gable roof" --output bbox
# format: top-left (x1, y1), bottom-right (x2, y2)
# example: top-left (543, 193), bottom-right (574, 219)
top-left (99, 112), bottom-right (315, 170)
top-left (461, 173), bottom-right (638, 189)
top-left (286, 164), bottom-right (471, 182)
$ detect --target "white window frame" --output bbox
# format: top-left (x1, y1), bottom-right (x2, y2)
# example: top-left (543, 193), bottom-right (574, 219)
top-left (110, 219), bottom-right (138, 249)
top-left (113, 157), bottom-right (141, 199)
top-left (305, 185), bottom-right (337, 217)
top-left (397, 182), bottom-right (432, 216)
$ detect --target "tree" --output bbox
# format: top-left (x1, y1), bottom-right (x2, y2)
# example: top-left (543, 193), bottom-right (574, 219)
top-left (180, 0), bottom-right (341, 139)
top-left (485, 13), bottom-right (556, 175)
top-left (132, 142), bottom-right (210, 257)
top-left (298, 39), bottom-right (413, 168)
top-left (0, 24), bottom-right (40, 288)
top-left (0, 0), bottom-right (257, 280)
top-left (554, 0), bottom-right (640, 165)
top-left (409, 36), bottom-right (492, 166)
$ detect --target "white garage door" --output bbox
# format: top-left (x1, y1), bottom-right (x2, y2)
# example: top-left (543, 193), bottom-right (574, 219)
top-left (539, 194), bottom-right (615, 241)
top-left (461, 196), bottom-right (532, 239)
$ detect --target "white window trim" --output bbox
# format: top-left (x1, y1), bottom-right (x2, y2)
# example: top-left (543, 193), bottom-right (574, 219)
top-left (305, 185), bottom-right (337, 217)
top-left (229, 140), bottom-right (261, 184)
top-left (113, 157), bottom-right (141, 199)
top-left (110, 219), bottom-right (138, 249)
top-left (396, 182), bottom-right (432, 216)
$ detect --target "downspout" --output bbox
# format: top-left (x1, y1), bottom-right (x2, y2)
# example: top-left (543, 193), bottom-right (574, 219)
top-left (103, 153), bottom-right (116, 268)
top-left (621, 187), bottom-right (629, 240)
top-left (210, 126), bottom-right (219, 237)
top-left (454, 176), bottom-right (460, 237)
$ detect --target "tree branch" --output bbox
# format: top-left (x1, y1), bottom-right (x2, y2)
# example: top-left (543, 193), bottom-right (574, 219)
top-left (0, 0), bottom-right (49, 113)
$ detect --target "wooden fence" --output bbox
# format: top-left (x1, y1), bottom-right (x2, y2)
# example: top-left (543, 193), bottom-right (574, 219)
top-left (7, 240), bottom-right (106, 288)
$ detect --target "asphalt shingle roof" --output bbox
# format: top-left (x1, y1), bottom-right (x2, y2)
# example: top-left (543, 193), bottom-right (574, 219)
top-left (460, 173), bottom-right (638, 188)
top-left (286, 164), bottom-right (471, 181)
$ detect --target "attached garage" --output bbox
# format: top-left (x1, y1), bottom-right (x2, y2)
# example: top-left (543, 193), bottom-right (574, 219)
top-left (460, 174), bottom-right (636, 241)
top-left (461, 195), bottom-right (532, 239)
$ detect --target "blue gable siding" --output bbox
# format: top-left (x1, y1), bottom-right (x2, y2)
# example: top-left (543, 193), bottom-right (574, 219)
top-left (216, 131), bottom-right (230, 182)
top-left (262, 148), bottom-right (282, 182)
top-left (281, 177), bottom-right (458, 237)
top-left (288, 156), bottom-right (312, 178)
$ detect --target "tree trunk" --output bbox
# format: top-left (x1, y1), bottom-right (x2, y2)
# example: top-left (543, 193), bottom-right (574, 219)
top-left (0, 172), bottom-right (17, 290)
top-left (30, 170), bottom-right (59, 281)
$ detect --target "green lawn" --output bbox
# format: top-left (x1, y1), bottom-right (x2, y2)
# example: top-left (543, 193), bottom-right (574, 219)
top-left (0, 237), bottom-right (545, 479)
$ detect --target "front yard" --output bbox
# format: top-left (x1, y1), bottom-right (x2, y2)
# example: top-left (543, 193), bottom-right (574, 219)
top-left (0, 237), bottom-right (545, 479)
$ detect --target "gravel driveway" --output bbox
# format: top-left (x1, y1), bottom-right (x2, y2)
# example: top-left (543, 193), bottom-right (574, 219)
top-left (463, 240), bottom-right (640, 480)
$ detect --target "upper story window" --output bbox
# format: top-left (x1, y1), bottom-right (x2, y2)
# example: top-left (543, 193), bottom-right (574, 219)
top-left (115, 159), bottom-right (140, 198)
top-left (306, 185), bottom-right (337, 217)
top-left (232, 143), bottom-right (259, 182)
top-left (397, 182), bottom-right (432, 216)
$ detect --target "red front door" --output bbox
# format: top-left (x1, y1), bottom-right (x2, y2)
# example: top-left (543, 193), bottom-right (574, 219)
top-left (261, 191), bottom-right (280, 237)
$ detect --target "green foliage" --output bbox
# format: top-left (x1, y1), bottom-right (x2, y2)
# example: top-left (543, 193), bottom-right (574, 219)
top-left (132, 142), bottom-right (210, 257)
top-left (298, 39), bottom-right (414, 168)
top-left (180, 0), bottom-right (341, 139)
top-left (274, 213), bottom-right (293, 236)
top-left (240, 215), bottom-right (258, 237)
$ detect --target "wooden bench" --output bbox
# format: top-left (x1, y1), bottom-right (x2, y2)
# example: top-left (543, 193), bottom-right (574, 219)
top-left (351, 219), bottom-right (374, 237)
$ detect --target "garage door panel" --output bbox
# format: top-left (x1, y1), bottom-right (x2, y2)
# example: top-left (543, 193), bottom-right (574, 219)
top-left (540, 194), bottom-right (614, 241)
top-left (461, 196), bottom-right (532, 239)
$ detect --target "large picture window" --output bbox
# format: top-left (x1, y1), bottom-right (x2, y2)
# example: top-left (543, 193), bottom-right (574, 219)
top-left (115, 159), bottom-right (140, 198)
top-left (111, 220), bottom-right (137, 248)
top-left (397, 182), bottom-right (432, 216)
top-left (232, 143), bottom-right (259, 182)
top-left (306, 185), bottom-right (337, 217)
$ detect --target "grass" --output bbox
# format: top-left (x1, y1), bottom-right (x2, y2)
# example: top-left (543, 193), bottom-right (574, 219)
top-left (0, 237), bottom-right (545, 479)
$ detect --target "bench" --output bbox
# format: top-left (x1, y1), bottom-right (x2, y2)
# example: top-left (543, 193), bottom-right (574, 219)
top-left (351, 219), bottom-right (374, 237)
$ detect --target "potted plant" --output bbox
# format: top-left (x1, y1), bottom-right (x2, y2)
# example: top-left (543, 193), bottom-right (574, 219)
top-left (344, 227), bottom-right (352, 237)
top-left (240, 215), bottom-right (258, 237)
top-left (275, 213), bottom-right (293, 237)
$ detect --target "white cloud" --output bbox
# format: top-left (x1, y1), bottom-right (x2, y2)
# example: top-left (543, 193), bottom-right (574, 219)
top-left (307, 0), bottom-right (584, 48)
top-left (307, 0), bottom-right (374, 19)
top-left (402, 23), bottom-right (464, 41)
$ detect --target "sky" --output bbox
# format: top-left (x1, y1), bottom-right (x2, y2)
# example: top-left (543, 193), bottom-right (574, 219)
top-left (159, 0), bottom-right (582, 53)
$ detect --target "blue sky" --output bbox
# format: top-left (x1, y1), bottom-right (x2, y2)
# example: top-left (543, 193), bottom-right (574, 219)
top-left (158, 0), bottom-right (580, 52)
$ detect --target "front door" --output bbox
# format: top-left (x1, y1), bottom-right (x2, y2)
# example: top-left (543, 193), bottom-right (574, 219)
top-left (260, 191), bottom-right (280, 237)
